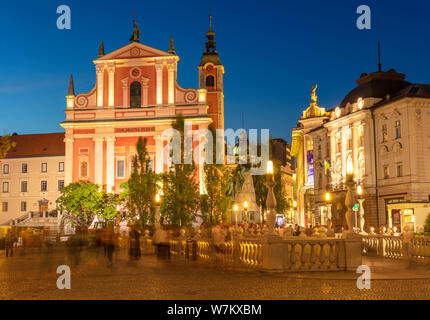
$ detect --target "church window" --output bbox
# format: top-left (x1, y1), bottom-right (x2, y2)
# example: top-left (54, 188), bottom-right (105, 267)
top-left (205, 75), bottom-right (215, 87)
top-left (130, 81), bottom-right (142, 108)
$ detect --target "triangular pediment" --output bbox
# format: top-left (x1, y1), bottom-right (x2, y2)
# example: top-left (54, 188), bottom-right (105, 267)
top-left (96, 42), bottom-right (175, 61)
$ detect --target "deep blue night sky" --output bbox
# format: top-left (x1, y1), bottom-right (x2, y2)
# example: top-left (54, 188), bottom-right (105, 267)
top-left (1, 0), bottom-right (429, 143)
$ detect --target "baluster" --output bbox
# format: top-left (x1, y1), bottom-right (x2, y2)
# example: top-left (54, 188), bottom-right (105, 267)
top-left (300, 243), bottom-right (307, 269)
top-left (290, 243), bottom-right (297, 269)
top-left (384, 238), bottom-right (390, 258)
top-left (319, 242), bottom-right (327, 268)
top-left (310, 243), bottom-right (317, 268)
top-left (329, 242), bottom-right (337, 267)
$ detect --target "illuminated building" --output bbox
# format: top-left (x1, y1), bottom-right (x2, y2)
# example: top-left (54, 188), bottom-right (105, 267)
top-left (0, 133), bottom-right (65, 225)
top-left (293, 69), bottom-right (430, 230)
top-left (60, 18), bottom-right (224, 193)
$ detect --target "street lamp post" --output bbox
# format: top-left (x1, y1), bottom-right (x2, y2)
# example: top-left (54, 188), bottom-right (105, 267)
top-left (345, 159), bottom-right (356, 234)
top-left (243, 201), bottom-right (249, 232)
top-left (265, 161), bottom-right (277, 235)
top-left (357, 185), bottom-right (366, 234)
top-left (233, 204), bottom-right (239, 231)
top-left (155, 193), bottom-right (161, 228)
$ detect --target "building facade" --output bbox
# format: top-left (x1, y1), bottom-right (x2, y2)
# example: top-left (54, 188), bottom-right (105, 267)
top-left (60, 20), bottom-right (224, 193)
top-left (293, 69), bottom-right (430, 231)
top-left (0, 133), bottom-right (65, 225)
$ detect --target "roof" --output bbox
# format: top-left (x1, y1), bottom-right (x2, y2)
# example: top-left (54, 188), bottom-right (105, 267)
top-left (340, 70), bottom-right (411, 107)
top-left (4, 133), bottom-right (65, 159)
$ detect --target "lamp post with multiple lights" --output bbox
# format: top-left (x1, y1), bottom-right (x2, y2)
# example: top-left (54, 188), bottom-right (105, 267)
top-left (265, 160), bottom-right (277, 235)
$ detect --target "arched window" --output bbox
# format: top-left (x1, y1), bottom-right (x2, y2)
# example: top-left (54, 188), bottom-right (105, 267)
top-left (205, 75), bottom-right (215, 87)
top-left (130, 81), bottom-right (141, 108)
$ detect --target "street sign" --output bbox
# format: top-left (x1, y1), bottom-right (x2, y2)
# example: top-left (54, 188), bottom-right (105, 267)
top-left (353, 204), bottom-right (359, 211)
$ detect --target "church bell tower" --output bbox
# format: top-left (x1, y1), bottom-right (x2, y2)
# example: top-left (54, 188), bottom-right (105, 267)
top-left (198, 13), bottom-right (225, 129)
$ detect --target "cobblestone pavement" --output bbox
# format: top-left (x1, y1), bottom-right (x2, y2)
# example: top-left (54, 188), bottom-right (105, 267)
top-left (1, 247), bottom-right (430, 300)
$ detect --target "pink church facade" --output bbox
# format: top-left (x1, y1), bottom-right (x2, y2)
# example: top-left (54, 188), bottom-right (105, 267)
top-left (60, 20), bottom-right (225, 193)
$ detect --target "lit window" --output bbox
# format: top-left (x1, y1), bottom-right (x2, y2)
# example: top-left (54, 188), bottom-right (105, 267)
top-left (21, 181), bottom-right (27, 193)
top-left (58, 180), bottom-right (64, 191)
top-left (21, 201), bottom-right (27, 212)
top-left (41, 180), bottom-right (47, 192)
top-left (3, 164), bottom-right (9, 174)
top-left (117, 160), bottom-right (125, 178)
top-left (59, 162), bottom-right (64, 172)
top-left (22, 163), bottom-right (27, 173)
top-left (395, 120), bottom-right (401, 139)
top-left (41, 162), bottom-right (47, 173)
top-left (2, 182), bottom-right (9, 193)
top-left (2, 202), bottom-right (8, 212)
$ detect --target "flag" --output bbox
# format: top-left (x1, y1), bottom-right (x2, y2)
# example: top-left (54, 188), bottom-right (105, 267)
top-left (324, 160), bottom-right (331, 175)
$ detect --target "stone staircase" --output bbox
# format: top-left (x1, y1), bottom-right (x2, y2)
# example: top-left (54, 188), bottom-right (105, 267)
top-left (2, 211), bottom-right (61, 245)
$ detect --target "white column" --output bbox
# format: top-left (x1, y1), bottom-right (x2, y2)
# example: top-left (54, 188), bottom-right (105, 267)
top-left (93, 137), bottom-right (104, 186)
top-left (167, 62), bottom-right (175, 104)
top-left (155, 134), bottom-right (164, 173)
top-left (122, 79), bottom-right (129, 107)
top-left (64, 136), bottom-right (74, 186)
top-left (352, 123), bottom-right (359, 180)
top-left (155, 60), bottom-right (163, 105)
top-left (106, 136), bottom-right (116, 193)
top-left (341, 126), bottom-right (348, 182)
top-left (142, 78), bottom-right (149, 107)
top-left (107, 62), bottom-right (115, 107)
top-left (96, 64), bottom-right (104, 107)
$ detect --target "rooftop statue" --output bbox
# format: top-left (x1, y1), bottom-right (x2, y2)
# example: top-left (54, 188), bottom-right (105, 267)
top-left (311, 84), bottom-right (318, 104)
top-left (130, 20), bottom-right (140, 43)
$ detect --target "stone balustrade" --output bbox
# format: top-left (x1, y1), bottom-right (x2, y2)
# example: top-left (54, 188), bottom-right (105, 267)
top-left (362, 234), bottom-right (430, 264)
top-left (152, 233), bottom-right (362, 272)
top-left (280, 238), bottom-right (342, 271)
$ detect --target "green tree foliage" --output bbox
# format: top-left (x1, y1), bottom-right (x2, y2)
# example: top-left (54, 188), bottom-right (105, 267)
top-left (251, 137), bottom-right (289, 215)
top-left (273, 159), bottom-right (290, 214)
top-left (56, 181), bottom-right (119, 227)
top-left (424, 213), bottom-right (430, 233)
top-left (0, 134), bottom-right (16, 160)
top-left (120, 137), bottom-right (159, 230)
top-left (160, 115), bottom-right (199, 228)
top-left (199, 124), bottom-right (232, 226)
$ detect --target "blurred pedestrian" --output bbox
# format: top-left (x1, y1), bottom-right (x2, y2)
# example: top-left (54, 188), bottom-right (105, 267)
top-left (5, 229), bottom-right (15, 258)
